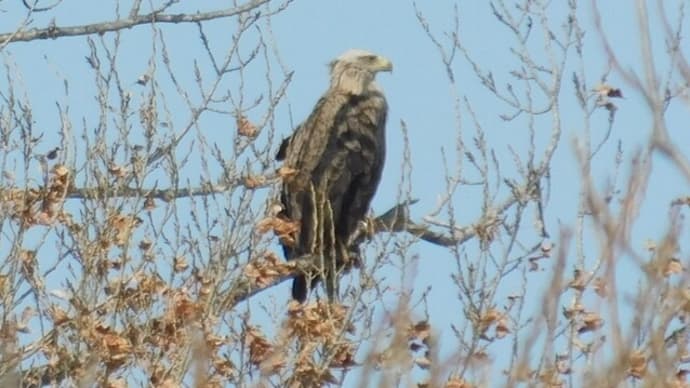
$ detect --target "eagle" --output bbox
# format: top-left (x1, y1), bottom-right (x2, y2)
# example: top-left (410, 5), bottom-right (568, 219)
top-left (276, 49), bottom-right (392, 302)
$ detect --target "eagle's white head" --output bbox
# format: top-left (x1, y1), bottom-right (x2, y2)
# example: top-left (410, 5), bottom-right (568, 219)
top-left (329, 49), bottom-right (393, 95)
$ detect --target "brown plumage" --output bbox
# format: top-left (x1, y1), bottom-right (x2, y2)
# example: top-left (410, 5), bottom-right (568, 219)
top-left (276, 49), bottom-right (392, 302)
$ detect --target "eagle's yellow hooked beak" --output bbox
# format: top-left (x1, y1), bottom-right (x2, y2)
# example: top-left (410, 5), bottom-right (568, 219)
top-left (374, 56), bottom-right (393, 73)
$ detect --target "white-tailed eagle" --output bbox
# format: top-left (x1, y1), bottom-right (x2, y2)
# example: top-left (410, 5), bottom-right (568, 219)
top-left (276, 49), bottom-right (392, 302)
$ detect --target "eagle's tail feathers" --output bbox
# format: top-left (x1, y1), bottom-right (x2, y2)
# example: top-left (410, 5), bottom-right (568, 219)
top-left (291, 275), bottom-right (308, 302)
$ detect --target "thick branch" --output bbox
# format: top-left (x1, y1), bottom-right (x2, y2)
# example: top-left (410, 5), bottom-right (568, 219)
top-left (0, 171), bottom-right (281, 202)
top-left (366, 199), bottom-right (467, 246)
top-left (65, 182), bottom-right (247, 201)
top-left (6, 178), bottom-right (468, 247)
top-left (0, 0), bottom-right (270, 44)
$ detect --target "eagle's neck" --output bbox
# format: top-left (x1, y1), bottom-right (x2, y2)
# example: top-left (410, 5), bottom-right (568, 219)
top-left (330, 67), bottom-right (378, 96)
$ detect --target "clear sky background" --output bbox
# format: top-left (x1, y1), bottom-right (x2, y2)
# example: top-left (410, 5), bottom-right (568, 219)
top-left (2, 0), bottom-right (689, 386)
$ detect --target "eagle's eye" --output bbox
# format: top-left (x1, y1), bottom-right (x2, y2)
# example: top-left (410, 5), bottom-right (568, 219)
top-left (362, 55), bottom-right (378, 62)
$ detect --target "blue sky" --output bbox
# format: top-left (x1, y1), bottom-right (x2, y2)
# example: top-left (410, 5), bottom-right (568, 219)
top-left (2, 0), bottom-right (690, 386)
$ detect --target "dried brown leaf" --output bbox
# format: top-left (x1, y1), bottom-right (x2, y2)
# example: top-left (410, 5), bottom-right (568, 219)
top-left (593, 277), bottom-right (607, 297)
top-left (568, 269), bottom-right (588, 292)
top-left (562, 303), bottom-right (585, 319)
top-left (415, 356), bottom-right (432, 370)
top-left (172, 292), bottom-right (199, 322)
top-left (594, 83), bottom-right (623, 98)
top-left (477, 308), bottom-right (503, 334)
top-left (213, 358), bottom-right (235, 377)
top-left (445, 377), bottom-right (474, 388)
top-left (409, 320), bottom-right (431, 343)
top-left (538, 367), bottom-right (564, 387)
top-left (243, 175), bottom-right (266, 189)
top-left (173, 256), bottom-right (189, 272)
top-left (144, 196), bottom-right (156, 210)
top-left (237, 115), bottom-right (259, 137)
top-left (106, 378), bottom-right (127, 388)
top-left (103, 333), bottom-right (132, 360)
top-left (247, 326), bottom-right (272, 366)
top-left (260, 352), bottom-right (285, 375)
top-left (330, 342), bottom-right (357, 368)
top-left (628, 350), bottom-right (646, 379)
top-left (108, 214), bottom-right (142, 246)
top-left (156, 379), bottom-right (179, 388)
top-left (49, 307), bottom-right (70, 325)
top-left (277, 166), bottom-right (298, 179)
top-left (578, 311), bottom-right (603, 334)
top-left (243, 255), bottom-right (290, 288)
top-left (495, 318), bottom-right (510, 339)
top-left (53, 164), bottom-right (70, 177)
top-left (666, 258), bottom-right (684, 276)
top-left (256, 216), bottom-right (299, 246)
top-left (555, 354), bottom-right (571, 374)
top-left (541, 240), bottom-right (553, 255)
top-left (108, 163), bottom-right (128, 178)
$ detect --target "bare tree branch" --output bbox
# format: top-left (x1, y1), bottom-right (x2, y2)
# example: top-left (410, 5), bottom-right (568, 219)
top-left (0, 0), bottom-right (270, 44)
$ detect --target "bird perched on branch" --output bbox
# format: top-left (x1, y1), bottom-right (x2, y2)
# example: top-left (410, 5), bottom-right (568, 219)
top-left (276, 49), bottom-right (392, 302)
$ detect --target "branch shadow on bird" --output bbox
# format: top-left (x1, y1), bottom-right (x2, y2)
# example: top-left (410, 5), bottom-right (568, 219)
top-left (281, 194), bottom-right (418, 303)
top-left (282, 185), bottom-right (363, 303)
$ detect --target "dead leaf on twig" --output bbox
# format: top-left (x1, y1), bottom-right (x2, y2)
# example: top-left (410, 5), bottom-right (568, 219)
top-left (236, 115), bottom-right (259, 137)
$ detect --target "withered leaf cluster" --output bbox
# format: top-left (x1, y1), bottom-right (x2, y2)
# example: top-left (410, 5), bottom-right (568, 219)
top-left (236, 115), bottom-right (259, 138)
top-left (593, 83), bottom-right (624, 112)
top-left (256, 216), bottom-right (300, 247)
top-left (469, 307), bottom-right (511, 341)
top-left (243, 252), bottom-right (295, 288)
top-left (2, 164), bottom-right (71, 226)
top-left (284, 302), bottom-right (355, 385)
